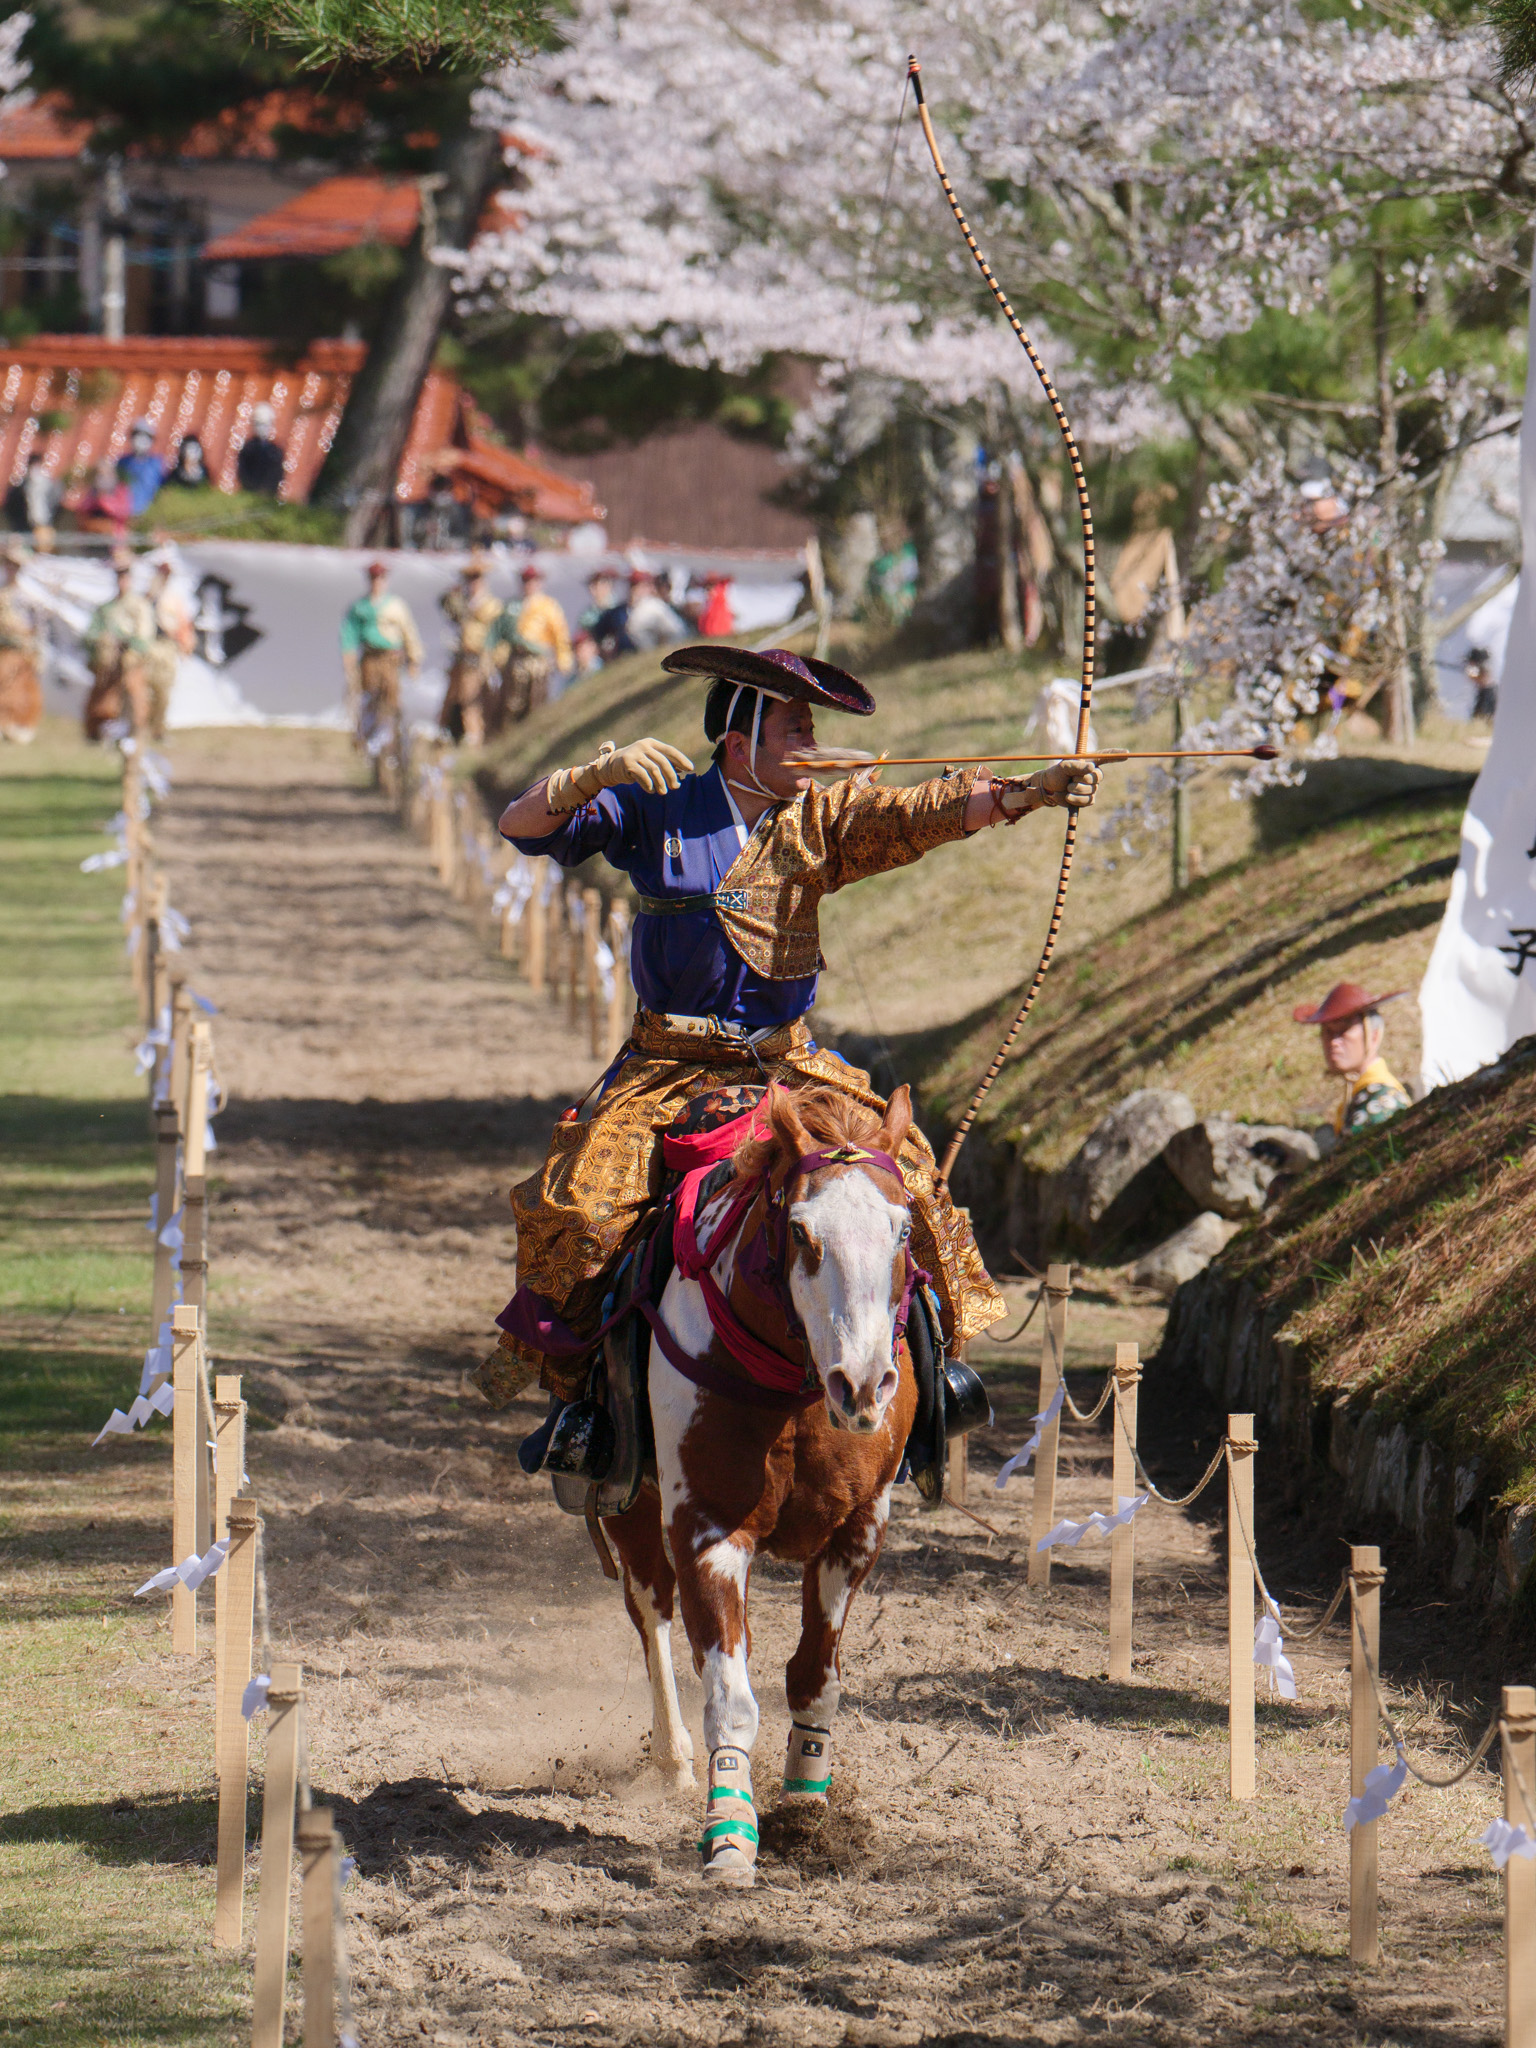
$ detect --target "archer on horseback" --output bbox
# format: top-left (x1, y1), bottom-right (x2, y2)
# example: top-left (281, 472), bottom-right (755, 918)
top-left (478, 643), bottom-right (1101, 1419)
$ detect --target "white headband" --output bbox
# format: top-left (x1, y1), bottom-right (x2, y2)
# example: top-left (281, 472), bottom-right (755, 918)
top-left (722, 680), bottom-right (793, 801)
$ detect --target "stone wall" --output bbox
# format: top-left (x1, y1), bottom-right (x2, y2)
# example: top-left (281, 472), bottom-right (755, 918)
top-left (1152, 1265), bottom-right (1536, 1615)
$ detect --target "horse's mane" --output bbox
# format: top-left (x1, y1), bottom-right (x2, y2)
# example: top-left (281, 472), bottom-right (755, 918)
top-left (730, 1084), bottom-right (881, 1186)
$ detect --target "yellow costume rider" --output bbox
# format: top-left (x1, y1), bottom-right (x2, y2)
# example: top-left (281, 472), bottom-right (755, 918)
top-left (480, 644), bottom-right (1100, 1406)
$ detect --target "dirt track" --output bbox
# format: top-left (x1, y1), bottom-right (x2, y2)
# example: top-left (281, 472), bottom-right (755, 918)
top-left (151, 730), bottom-right (1509, 2048)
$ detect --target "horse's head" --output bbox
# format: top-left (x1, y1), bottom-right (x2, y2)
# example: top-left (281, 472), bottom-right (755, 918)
top-left (763, 1083), bottom-right (915, 1435)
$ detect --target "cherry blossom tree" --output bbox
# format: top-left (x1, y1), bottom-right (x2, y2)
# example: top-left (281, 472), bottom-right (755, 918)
top-left (464, 0), bottom-right (1530, 674)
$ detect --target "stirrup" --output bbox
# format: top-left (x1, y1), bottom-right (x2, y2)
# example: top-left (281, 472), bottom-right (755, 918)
top-left (699, 1745), bottom-right (757, 1886)
top-left (781, 1721), bottom-right (832, 1804)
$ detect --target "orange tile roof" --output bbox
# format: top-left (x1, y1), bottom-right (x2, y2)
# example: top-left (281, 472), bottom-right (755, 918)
top-left (202, 174), bottom-right (522, 261)
top-left (0, 336), bottom-right (602, 520)
top-left (0, 87), bottom-right (362, 162)
top-left (203, 173), bottom-right (421, 261)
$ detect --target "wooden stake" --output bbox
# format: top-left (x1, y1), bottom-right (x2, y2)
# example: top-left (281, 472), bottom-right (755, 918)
top-left (212, 1375), bottom-right (245, 1708)
top-left (1349, 1545), bottom-right (1384, 1965)
top-left (1109, 1343), bottom-right (1141, 1683)
top-left (251, 1663), bottom-right (304, 2048)
top-left (1227, 1414), bottom-right (1256, 1801)
top-left (1504, 1684), bottom-right (1536, 2048)
top-left (168, 979), bottom-right (193, 1126)
top-left (526, 877), bottom-right (547, 993)
top-left (215, 1495), bottom-right (257, 1948)
top-left (181, 1019), bottom-right (211, 1321)
top-left (583, 886), bottom-right (602, 1055)
top-left (194, 1319), bottom-right (214, 1556)
top-left (498, 854), bottom-right (518, 960)
top-left (566, 887), bottom-right (581, 1026)
top-left (298, 1805), bottom-right (339, 2048)
top-left (1027, 1264), bottom-right (1071, 1590)
top-left (606, 904), bottom-right (631, 1059)
top-left (170, 1304), bottom-right (200, 1656)
top-left (143, 871), bottom-right (168, 1031)
top-left (149, 1100), bottom-right (181, 1338)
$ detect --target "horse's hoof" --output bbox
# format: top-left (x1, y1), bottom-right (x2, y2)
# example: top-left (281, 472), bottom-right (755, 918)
top-left (782, 1720), bottom-right (832, 1803)
top-left (701, 1744), bottom-right (758, 1885)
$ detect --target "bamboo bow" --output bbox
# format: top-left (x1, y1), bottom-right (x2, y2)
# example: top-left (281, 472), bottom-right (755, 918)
top-left (906, 56), bottom-right (1097, 1187)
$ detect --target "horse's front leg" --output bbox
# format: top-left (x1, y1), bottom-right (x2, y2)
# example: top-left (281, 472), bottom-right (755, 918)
top-left (670, 1516), bottom-right (761, 1885)
top-left (606, 1488), bottom-right (695, 1793)
top-left (782, 1481), bottom-right (892, 1805)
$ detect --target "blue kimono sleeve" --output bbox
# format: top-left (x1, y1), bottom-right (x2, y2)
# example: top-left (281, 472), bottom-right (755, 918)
top-left (502, 782), bottom-right (644, 872)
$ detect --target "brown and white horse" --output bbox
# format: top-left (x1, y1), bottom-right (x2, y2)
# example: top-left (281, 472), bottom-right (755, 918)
top-left (608, 1080), bottom-right (919, 1886)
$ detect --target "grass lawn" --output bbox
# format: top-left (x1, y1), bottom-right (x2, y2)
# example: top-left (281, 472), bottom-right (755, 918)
top-left (1, 721), bottom-right (251, 2046)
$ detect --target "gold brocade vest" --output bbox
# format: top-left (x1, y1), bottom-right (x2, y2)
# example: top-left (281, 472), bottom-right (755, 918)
top-left (704, 766), bottom-right (978, 981)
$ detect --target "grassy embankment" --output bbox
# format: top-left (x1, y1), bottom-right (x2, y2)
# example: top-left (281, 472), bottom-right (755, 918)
top-left (0, 719), bottom-right (247, 2045)
top-left (477, 630), bottom-right (1477, 1174)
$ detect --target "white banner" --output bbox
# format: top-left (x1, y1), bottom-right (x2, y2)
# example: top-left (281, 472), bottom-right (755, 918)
top-left (1420, 275), bottom-right (1536, 1085)
top-left (33, 540), bottom-right (803, 729)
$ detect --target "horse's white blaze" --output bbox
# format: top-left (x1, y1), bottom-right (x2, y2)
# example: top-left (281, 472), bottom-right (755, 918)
top-left (703, 1642), bottom-right (759, 1753)
top-left (630, 1575), bottom-right (695, 1789)
top-left (788, 1175), bottom-right (907, 1429)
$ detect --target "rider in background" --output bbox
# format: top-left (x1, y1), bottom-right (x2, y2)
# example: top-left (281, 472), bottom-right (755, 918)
top-left (479, 643), bottom-right (1100, 1409)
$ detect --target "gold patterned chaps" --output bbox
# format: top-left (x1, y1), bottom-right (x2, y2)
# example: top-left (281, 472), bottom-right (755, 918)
top-left (485, 1009), bottom-right (1005, 1405)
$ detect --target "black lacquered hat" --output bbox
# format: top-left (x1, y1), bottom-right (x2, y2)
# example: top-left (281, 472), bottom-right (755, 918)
top-left (661, 643), bottom-right (875, 716)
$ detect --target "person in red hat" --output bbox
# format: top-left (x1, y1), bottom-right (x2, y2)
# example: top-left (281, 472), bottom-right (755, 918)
top-left (1292, 981), bottom-right (1412, 1137)
top-left (480, 641), bottom-right (1101, 1411)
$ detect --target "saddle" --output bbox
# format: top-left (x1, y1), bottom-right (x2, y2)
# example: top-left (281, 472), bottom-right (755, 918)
top-left (519, 1085), bottom-right (991, 1523)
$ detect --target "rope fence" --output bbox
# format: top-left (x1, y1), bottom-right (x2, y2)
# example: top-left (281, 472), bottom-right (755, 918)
top-left (79, 740), bottom-right (358, 2047)
top-left (994, 1263), bottom-right (1536, 2036)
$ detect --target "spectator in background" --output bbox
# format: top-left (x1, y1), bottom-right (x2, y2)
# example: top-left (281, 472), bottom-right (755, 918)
top-left (698, 573), bottom-right (734, 637)
top-left (417, 472), bottom-right (472, 552)
top-left (439, 552), bottom-right (506, 746)
top-left (1466, 645), bottom-right (1498, 722)
top-left (117, 418), bottom-right (166, 517)
top-left (513, 563), bottom-right (573, 687)
top-left (6, 452), bottom-right (60, 551)
top-left (340, 558), bottom-right (422, 741)
top-left (77, 458), bottom-right (133, 540)
top-left (1293, 981), bottom-right (1412, 1143)
top-left (236, 403), bottom-right (285, 497)
top-left (624, 568), bottom-right (688, 650)
top-left (0, 540), bottom-right (41, 744)
top-left (144, 557), bottom-right (195, 738)
top-left (167, 436), bottom-right (211, 489)
top-left (83, 550), bottom-right (155, 739)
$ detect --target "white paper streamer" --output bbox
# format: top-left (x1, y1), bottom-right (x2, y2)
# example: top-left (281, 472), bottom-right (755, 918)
top-left (121, 888), bottom-right (138, 924)
top-left (493, 859), bottom-right (535, 923)
top-left (595, 938), bottom-right (616, 1004)
top-left (141, 751), bottom-right (172, 798)
top-left (1035, 1492), bottom-right (1150, 1552)
top-left (134, 1538), bottom-right (228, 1598)
top-left (80, 845), bottom-right (128, 873)
top-left (139, 1318), bottom-right (174, 1396)
top-left (192, 991), bottom-right (219, 1015)
top-left (92, 1378), bottom-right (175, 1446)
top-left (242, 1673), bottom-right (272, 1720)
top-left (995, 1380), bottom-right (1066, 1489)
top-left (157, 1209), bottom-right (184, 1256)
top-left (1253, 1611), bottom-right (1298, 1699)
top-left (1480, 1818), bottom-right (1536, 1869)
top-left (340, 1856), bottom-right (357, 1887)
top-left (160, 905), bottom-right (190, 953)
top-left (1343, 1744), bottom-right (1408, 1832)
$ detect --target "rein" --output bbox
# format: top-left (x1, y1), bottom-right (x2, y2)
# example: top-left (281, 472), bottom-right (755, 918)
top-left (645, 1141), bottom-right (921, 1410)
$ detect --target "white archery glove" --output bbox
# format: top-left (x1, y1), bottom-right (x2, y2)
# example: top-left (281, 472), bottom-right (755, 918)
top-left (994, 757), bottom-right (1101, 819)
top-left (545, 737), bottom-right (695, 812)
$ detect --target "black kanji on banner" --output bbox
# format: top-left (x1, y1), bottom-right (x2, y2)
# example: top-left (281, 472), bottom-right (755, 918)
top-left (1499, 927), bottom-right (1536, 977)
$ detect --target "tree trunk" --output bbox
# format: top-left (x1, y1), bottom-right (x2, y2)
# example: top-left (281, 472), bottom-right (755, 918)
top-left (1374, 251), bottom-right (1415, 747)
top-left (909, 413), bottom-right (980, 646)
top-left (314, 120), bottom-right (503, 545)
